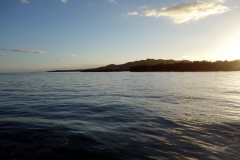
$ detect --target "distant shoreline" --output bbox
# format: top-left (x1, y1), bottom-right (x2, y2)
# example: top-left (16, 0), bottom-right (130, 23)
top-left (48, 71), bottom-right (240, 72)
top-left (47, 59), bottom-right (240, 72)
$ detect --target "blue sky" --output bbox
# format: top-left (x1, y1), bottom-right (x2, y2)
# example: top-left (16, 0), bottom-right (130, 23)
top-left (0, 0), bottom-right (240, 72)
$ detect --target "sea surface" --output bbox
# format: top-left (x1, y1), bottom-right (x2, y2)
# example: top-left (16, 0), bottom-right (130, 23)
top-left (0, 72), bottom-right (240, 160)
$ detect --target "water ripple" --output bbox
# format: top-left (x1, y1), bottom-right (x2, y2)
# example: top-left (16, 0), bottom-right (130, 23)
top-left (0, 72), bottom-right (240, 159)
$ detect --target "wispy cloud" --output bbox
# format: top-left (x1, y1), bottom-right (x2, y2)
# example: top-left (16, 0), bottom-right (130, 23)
top-left (122, 12), bottom-right (138, 18)
top-left (65, 53), bottom-right (76, 57)
top-left (144, 0), bottom-right (230, 24)
top-left (139, 6), bottom-right (148, 9)
top-left (1, 48), bottom-right (47, 54)
top-left (127, 12), bottom-right (138, 16)
top-left (0, 54), bottom-right (5, 56)
top-left (108, 0), bottom-right (118, 4)
top-left (138, 3), bottom-right (155, 9)
top-left (61, 0), bottom-right (68, 3)
top-left (21, 0), bottom-right (29, 3)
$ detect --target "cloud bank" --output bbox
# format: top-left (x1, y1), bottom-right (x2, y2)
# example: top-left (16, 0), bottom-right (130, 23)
top-left (144, 0), bottom-right (230, 23)
top-left (1, 48), bottom-right (47, 54)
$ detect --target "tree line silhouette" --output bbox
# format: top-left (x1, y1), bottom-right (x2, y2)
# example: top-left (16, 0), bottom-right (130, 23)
top-left (130, 60), bottom-right (240, 72)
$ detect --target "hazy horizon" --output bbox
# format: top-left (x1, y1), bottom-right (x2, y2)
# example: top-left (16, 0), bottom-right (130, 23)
top-left (1, 0), bottom-right (240, 72)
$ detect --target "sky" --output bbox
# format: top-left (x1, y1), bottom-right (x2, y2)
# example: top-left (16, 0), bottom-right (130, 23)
top-left (0, 0), bottom-right (240, 72)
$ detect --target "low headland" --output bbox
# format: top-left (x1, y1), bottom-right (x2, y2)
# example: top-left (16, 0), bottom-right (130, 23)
top-left (48, 59), bottom-right (240, 72)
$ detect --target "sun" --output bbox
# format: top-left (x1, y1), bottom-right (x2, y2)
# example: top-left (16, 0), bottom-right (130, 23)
top-left (221, 37), bottom-right (240, 61)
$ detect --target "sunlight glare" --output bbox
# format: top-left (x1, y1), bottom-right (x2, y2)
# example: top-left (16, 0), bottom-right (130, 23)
top-left (221, 37), bottom-right (240, 61)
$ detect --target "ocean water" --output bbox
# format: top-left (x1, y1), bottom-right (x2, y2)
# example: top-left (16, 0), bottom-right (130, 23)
top-left (0, 72), bottom-right (240, 160)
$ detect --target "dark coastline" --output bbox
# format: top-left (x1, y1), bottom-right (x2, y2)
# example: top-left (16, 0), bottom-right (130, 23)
top-left (48, 70), bottom-right (83, 72)
top-left (48, 59), bottom-right (240, 72)
top-left (47, 59), bottom-right (186, 72)
top-left (130, 60), bottom-right (240, 72)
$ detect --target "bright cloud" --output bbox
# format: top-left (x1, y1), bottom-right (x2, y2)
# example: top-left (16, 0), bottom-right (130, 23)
top-left (61, 0), bottom-right (68, 3)
top-left (127, 12), bottom-right (138, 16)
top-left (71, 54), bottom-right (76, 57)
top-left (144, 0), bottom-right (230, 24)
top-left (21, 0), bottom-right (29, 3)
top-left (1, 48), bottom-right (47, 54)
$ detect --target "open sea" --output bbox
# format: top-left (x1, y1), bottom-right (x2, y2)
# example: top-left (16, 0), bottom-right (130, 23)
top-left (0, 72), bottom-right (240, 160)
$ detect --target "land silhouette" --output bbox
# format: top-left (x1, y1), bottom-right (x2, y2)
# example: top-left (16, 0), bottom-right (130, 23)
top-left (130, 60), bottom-right (240, 72)
top-left (48, 59), bottom-right (240, 72)
top-left (48, 59), bottom-right (189, 72)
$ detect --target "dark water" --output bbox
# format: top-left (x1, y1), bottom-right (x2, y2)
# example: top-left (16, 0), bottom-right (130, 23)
top-left (0, 72), bottom-right (240, 160)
